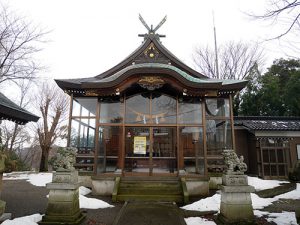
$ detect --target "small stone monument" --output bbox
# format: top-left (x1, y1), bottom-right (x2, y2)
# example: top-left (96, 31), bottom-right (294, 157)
top-left (219, 149), bottom-right (255, 224)
top-left (39, 147), bottom-right (85, 225)
top-left (0, 153), bottom-right (11, 221)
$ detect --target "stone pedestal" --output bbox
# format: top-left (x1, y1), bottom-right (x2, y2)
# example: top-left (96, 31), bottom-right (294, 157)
top-left (39, 169), bottom-right (85, 225)
top-left (0, 172), bottom-right (11, 221)
top-left (219, 174), bottom-right (255, 224)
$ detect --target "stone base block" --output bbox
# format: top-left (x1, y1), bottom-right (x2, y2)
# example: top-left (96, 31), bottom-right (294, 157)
top-left (46, 200), bottom-right (80, 215)
top-left (209, 176), bottom-right (222, 190)
top-left (221, 191), bottom-right (253, 204)
top-left (39, 211), bottom-right (85, 225)
top-left (218, 213), bottom-right (255, 225)
top-left (220, 202), bottom-right (254, 220)
top-left (221, 185), bottom-right (255, 193)
top-left (52, 170), bottom-right (78, 184)
top-left (0, 213), bottom-right (12, 222)
top-left (222, 174), bottom-right (248, 186)
top-left (92, 179), bottom-right (114, 195)
top-left (0, 200), bottom-right (6, 215)
top-left (186, 179), bottom-right (209, 196)
top-left (48, 189), bottom-right (79, 202)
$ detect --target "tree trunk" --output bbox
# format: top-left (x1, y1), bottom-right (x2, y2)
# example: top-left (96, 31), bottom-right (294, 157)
top-left (39, 147), bottom-right (49, 172)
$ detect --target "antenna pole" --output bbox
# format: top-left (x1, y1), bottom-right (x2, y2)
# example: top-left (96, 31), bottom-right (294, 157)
top-left (213, 11), bottom-right (220, 79)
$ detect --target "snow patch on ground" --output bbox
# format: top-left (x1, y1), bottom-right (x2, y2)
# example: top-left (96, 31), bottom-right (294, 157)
top-left (79, 195), bottom-right (114, 209)
top-left (251, 193), bottom-right (276, 209)
top-left (181, 193), bottom-right (220, 212)
top-left (254, 210), bottom-right (298, 225)
top-left (276, 183), bottom-right (300, 199)
top-left (248, 176), bottom-right (289, 191)
top-left (3, 172), bottom-right (52, 187)
top-left (79, 186), bottom-right (92, 196)
top-left (1, 214), bottom-right (42, 225)
top-left (185, 217), bottom-right (217, 225)
top-left (182, 176), bottom-right (300, 225)
top-left (27, 173), bottom-right (52, 187)
top-left (3, 172), bottom-right (113, 210)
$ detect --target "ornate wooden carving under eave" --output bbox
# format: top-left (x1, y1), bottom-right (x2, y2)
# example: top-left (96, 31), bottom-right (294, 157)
top-left (85, 90), bottom-right (99, 96)
top-left (138, 76), bottom-right (165, 91)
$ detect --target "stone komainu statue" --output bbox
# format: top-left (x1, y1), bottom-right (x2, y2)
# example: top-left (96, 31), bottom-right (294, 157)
top-left (222, 149), bottom-right (247, 174)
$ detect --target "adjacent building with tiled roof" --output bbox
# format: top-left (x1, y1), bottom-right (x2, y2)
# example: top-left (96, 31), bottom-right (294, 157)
top-left (234, 116), bottom-right (300, 179)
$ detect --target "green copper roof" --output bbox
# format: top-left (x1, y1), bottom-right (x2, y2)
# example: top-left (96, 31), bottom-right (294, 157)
top-left (91, 63), bottom-right (221, 84)
top-left (89, 63), bottom-right (246, 86)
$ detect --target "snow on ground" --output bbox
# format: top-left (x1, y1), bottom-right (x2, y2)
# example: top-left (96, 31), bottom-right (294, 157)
top-left (182, 193), bottom-right (220, 212)
top-left (251, 193), bottom-right (277, 209)
top-left (3, 172), bottom-right (113, 211)
top-left (3, 173), bottom-right (299, 225)
top-left (276, 183), bottom-right (300, 199)
top-left (3, 172), bottom-right (52, 187)
top-left (248, 176), bottom-right (289, 191)
top-left (79, 186), bottom-right (92, 195)
top-left (254, 210), bottom-right (298, 225)
top-left (79, 195), bottom-right (114, 209)
top-left (185, 217), bottom-right (217, 225)
top-left (1, 214), bottom-right (42, 225)
top-left (183, 176), bottom-right (300, 225)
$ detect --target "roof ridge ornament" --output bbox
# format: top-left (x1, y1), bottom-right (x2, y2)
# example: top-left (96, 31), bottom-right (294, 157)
top-left (138, 14), bottom-right (167, 41)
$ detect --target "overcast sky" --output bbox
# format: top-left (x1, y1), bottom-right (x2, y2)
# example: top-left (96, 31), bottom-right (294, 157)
top-left (6, 0), bottom-right (299, 80)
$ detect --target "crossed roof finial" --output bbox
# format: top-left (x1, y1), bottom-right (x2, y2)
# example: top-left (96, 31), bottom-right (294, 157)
top-left (138, 14), bottom-right (167, 40)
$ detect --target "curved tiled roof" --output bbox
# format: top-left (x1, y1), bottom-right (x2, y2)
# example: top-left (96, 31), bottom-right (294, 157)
top-left (0, 92), bottom-right (39, 124)
top-left (234, 116), bottom-right (300, 131)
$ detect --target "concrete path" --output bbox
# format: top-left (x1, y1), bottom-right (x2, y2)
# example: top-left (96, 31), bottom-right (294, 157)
top-left (113, 202), bottom-right (187, 225)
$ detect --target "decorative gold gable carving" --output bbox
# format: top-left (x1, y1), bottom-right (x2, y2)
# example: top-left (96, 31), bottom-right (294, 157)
top-left (138, 76), bottom-right (165, 91)
top-left (144, 43), bottom-right (159, 59)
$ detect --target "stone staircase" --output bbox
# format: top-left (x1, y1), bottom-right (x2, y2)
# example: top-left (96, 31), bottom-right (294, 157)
top-left (112, 176), bottom-right (188, 204)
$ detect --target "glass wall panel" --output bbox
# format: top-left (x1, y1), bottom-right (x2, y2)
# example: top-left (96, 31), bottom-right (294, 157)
top-left (70, 118), bottom-right (95, 148)
top-left (70, 118), bottom-right (96, 172)
top-left (179, 98), bottom-right (202, 124)
top-left (152, 95), bottom-right (176, 124)
top-left (72, 100), bottom-right (81, 116)
top-left (70, 119), bottom-right (80, 147)
top-left (100, 98), bottom-right (123, 123)
top-left (205, 98), bottom-right (229, 117)
top-left (206, 119), bottom-right (232, 154)
top-left (72, 97), bottom-right (97, 117)
top-left (125, 94), bottom-right (150, 124)
top-left (180, 126), bottom-right (204, 174)
top-left (98, 126), bottom-right (121, 173)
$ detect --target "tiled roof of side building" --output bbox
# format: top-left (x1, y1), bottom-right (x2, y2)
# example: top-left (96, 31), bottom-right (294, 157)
top-left (0, 92), bottom-right (39, 124)
top-left (234, 116), bottom-right (300, 131)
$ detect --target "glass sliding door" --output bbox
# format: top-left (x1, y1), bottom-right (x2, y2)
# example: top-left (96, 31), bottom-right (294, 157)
top-left (152, 127), bottom-right (177, 174)
top-left (125, 127), bottom-right (151, 173)
top-left (124, 127), bottom-right (176, 175)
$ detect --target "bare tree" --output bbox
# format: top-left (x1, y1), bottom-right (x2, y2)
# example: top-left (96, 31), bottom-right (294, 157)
top-left (35, 82), bottom-right (69, 172)
top-left (193, 41), bottom-right (264, 80)
top-left (0, 4), bottom-right (47, 84)
top-left (249, 0), bottom-right (300, 40)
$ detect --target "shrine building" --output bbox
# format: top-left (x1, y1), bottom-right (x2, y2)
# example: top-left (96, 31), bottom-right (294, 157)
top-left (55, 17), bottom-right (248, 202)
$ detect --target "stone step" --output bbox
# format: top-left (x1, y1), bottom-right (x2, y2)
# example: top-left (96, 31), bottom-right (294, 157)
top-left (113, 176), bottom-right (185, 204)
top-left (119, 187), bottom-right (182, 195)
top-left (116, 194), bottom-right (183, 203)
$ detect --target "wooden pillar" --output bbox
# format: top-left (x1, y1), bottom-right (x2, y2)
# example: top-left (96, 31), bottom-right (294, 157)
top-left (177, 96), bottom-right (184, 171)
top-left (202, 98), bottom-right (208, 176)
top-left (229, 94), bottom-right (236, 150)
top-left (93, 99), bottom-right (100, 175)
top-left (67, 94), bottom-right (73, 147)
